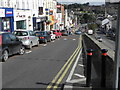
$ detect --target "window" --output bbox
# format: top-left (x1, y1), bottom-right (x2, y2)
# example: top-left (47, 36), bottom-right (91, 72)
top-left (29, 31), bottom-right (35, 36)
top-left (9, 34), bottom-right (17, 41)
top-left (2, 33), bottom-right (11, 43)
top-left (13, 31), bottom-right (28, 36)
top-left (16, 20), bottom-right (26, 29)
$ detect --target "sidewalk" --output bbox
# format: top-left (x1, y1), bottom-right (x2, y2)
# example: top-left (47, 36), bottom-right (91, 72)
top-left (63, 49), bottom-right (100, 90)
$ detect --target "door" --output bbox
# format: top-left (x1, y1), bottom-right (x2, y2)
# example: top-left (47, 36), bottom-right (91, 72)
top-left (29, 31), bottom-right (38, 46)
top-left (8, 33), bottom-right (21, 54)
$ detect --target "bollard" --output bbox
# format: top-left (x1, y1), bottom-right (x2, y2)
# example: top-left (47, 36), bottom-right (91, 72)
top-left (86, 49), bottom-right (93, 87)
top-left (101, 49), bottom-right (108, 88)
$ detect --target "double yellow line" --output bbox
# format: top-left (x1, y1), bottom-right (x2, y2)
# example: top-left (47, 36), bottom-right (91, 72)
top-left (46, 36), bottom-right (82, 90)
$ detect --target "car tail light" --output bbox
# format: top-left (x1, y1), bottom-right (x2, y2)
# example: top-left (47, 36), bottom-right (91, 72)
top-left (40, 37), bottom-right (44, 39)
top-left (24, 37), bottom-right (30, 40)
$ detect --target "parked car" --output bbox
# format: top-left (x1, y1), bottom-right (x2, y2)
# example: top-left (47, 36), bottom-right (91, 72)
top-left (13, 30), bottom-right (39, 49)
top-left (75, 30), bottom-right (81, 35)
top-left (88, 29), bottom-right (93, 35)
top-left (35, 31), bottom-right (51, 44)
top-left (0, 32), bottom-right (25, 62)
top-left (56, 30), bottom-right (62, 37)
top-left (52, 30), bottom-right (59, 38)
top-left (95, 36), bottom-right (102, 42)
top-left (49, 31), bottom-right (56, 40)
top-left (61, 30), bottom-right (69, 36)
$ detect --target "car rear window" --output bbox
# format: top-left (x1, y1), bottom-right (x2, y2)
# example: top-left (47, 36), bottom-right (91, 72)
top-left (35, 32), bottom-right (45, 36)
top-left (13, 31), bottom-right (28, 36)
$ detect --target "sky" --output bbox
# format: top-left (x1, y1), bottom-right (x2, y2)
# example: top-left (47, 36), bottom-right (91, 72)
top-left (57, 0), bottom-right (105, 5)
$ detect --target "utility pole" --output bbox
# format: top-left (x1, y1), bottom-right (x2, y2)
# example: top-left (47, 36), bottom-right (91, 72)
top-left (114, 2), bottom-right (120, 90)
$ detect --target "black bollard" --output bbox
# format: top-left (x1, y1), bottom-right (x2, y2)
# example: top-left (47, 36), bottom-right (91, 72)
top-left (86, 49), bottom-right (93, 87)
top-left (101, 49), bottom-right (108, 88)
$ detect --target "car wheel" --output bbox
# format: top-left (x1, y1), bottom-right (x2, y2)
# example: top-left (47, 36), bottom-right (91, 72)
top-left (19, 46), bottom-right (25, 55)
top-left (49, 39), bottom-right (51, 42)
top-left (44, 39), bottom-right (47, 44)
top-left (2, 50), bottom-right (9, 62)
top-left (36, 41), bottom-right (39, 46)
top-left (28, 43), bottom-right (32, 49)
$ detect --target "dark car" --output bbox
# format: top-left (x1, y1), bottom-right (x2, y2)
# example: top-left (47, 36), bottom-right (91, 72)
top-left (61, 30), bottom-right (69, 36)
top-left (0, 32), bottom-right (25, 62)
top-left (35, 31), bottom-right (51, 44)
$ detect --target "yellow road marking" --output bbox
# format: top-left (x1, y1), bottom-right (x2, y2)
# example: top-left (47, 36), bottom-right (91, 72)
top-left (53, 37), bottom-right (82, 90)
top-left (46, 36), bottom-right (82, 90)
top-left (46, 46), bottom-right (79, 90)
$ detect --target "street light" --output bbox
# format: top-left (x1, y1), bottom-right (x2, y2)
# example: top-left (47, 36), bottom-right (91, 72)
top-left (107, 0), bottom-right (120, 89)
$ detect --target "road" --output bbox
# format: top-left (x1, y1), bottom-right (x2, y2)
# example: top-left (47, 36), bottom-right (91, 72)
top-left (2, 35), bottom-right (82, 89)
top-left (94, 31), bottom-right (115, 51)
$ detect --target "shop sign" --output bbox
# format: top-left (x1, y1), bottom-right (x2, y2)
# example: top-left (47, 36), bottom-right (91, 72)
top-left (16, 13), bottom-right (26, 18)
top-left (0, 9), bottom-right (5, 17)
top-left (5, 8), bottom-right (13, 17)
top-left (45, 8), bottom-right (49, 11)
top-left (57, 5), bottom-right (61, 8)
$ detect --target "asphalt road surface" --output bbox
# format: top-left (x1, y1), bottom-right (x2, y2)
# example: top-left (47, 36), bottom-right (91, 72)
top-left (2, 35), bottom-right (82, 89)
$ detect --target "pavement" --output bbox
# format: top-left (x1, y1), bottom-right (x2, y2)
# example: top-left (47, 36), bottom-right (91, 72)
top-left (63, 48), bottom-right (92, 90)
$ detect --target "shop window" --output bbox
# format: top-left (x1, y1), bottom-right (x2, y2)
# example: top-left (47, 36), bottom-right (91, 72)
top-left (16, 20), bottom-right (26, 29)
top-left (2, 18), bottom-right (10, 31)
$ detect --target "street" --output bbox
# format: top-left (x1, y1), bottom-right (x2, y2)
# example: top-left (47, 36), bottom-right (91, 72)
top-left (94, 31), bottom-right (115, 51)
top-left (2, 35), bottom-right (82, 89)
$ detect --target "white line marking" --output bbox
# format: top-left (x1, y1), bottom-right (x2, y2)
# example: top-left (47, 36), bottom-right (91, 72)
top-left (78, 64), bottom-right (84, 67)
top-left (73, 39), bottom-right (76, 40)
top-left (67, 78), bottom-right (86, 83)
top-left (43, 44), bottom-right (47, 46)
top-left (26, 51), bottom-right (32, 54)
top-left (64, 85), bottom-right (73, 89)
top-left (66, 49), bottom-right (82, 82)
top-left (64, 38), bottom-right (67, 40)
top-left (74, 73), bottom-right (85, 78)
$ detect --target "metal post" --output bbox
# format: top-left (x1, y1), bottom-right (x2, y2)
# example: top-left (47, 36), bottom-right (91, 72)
top-left (101, 49), bottom-right (108, 88)
top-left (114, 2), bottom-right (120, 90)
top-left (86, 49), bottom-right (93, 87)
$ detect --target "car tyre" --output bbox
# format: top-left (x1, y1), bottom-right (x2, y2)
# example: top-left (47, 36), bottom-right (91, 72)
top-left (44, 39), bottom-right (47, 44)
top-left (36, 41), bottom-right (39, 46)
top-left (2, 50), bottom-right (9, 62)
top-left (19, 46), bottom-right (25, 55)
top-left (28, 43), bottom-right (32, 49)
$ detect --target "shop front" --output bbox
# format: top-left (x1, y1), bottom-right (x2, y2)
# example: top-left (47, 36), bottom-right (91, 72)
top-left (0, 8), bottom-right (14, 32)
top-left (14, 10), bottom-right (33, 30)
top-left (33, 16), bottom-right (47, 31)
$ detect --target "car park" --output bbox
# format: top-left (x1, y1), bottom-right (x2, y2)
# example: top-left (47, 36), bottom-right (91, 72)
top-left (13, 30), bottom-right (39, 49)
top-left (0, 32), bottom-right (25, 62)
top-left (35, 31), bottom-right (51, 44)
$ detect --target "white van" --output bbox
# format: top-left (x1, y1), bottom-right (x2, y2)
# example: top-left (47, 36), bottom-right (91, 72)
top-left (88, 30), bottom-right (93, 35)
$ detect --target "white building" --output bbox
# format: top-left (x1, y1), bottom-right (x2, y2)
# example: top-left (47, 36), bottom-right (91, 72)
top-left (0, 0), bottom-right (39, 31)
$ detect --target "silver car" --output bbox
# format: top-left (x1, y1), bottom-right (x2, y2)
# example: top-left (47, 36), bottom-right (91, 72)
top-left (13, 30), bottom-right (39, 49)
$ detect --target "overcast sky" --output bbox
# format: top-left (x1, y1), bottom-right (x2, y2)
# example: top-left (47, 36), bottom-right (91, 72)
top-left (57, 0), bottom-right (105, 4)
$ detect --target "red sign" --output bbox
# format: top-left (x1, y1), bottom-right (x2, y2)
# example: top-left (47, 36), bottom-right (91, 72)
top-left (57, 5), bottom-right (61, 8)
